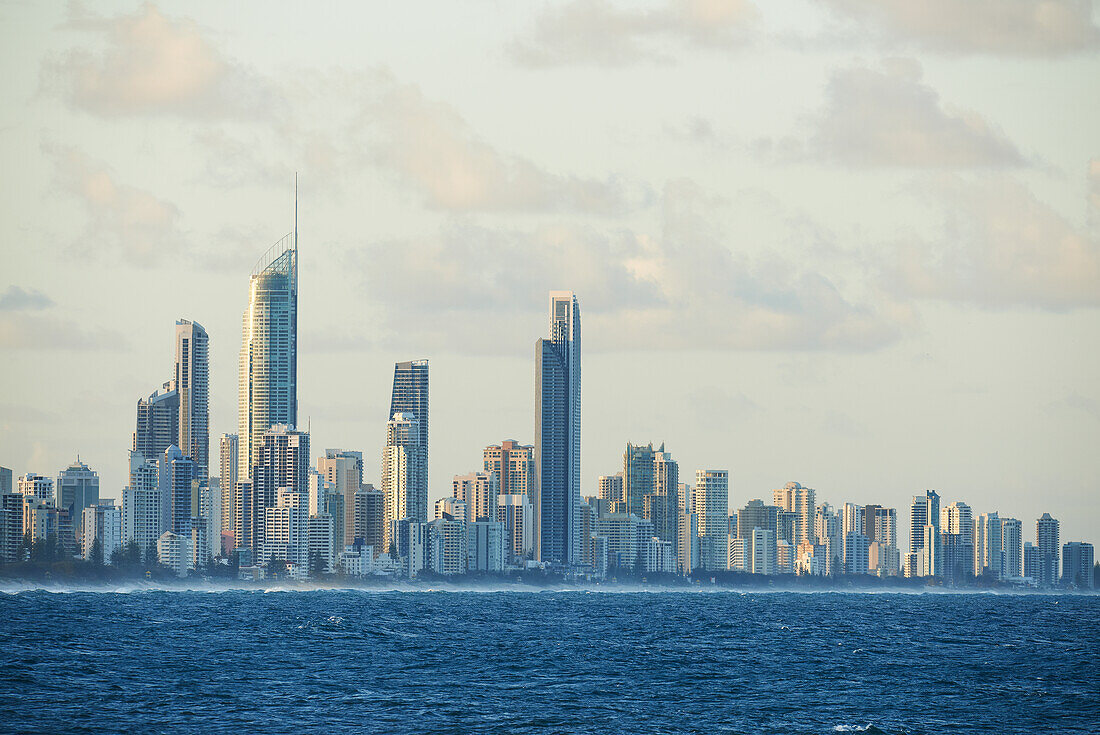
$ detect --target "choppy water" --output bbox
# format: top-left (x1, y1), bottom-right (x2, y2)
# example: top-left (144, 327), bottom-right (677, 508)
top-left (0, 587), bottom-right (1097, 733)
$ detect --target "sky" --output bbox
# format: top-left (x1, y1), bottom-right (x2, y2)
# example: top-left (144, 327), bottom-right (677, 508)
top-left (0, 0), bottom-right (1098, 552)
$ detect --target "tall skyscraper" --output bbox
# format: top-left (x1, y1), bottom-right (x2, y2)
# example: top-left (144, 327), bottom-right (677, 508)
top-left (250, 425), bottom-right (309, 553)
top-left (1036, 513), bottom-right (1060, 587)
top-left (57, 458), bottom-right (100, 552)
top-left (318, 449), bottom-right (363, 553)
top-left (941, 501), bottom-right (973, 537)
top-left (1000, 517), bottom-right (1022, 579)
top-left (160, 445), bottom-right (195, 537)
top-left (483, 440), bottom-right (534, 496)
top-left (134, 382), bottom-right (179, 462)
top-left (122, 451), bottom-right (161, 559)
top-left (388, 359), bottom-right (429, 452)
top-left (219, 434), bottom-right (239, 536)
top-left (695, 469), bottom-right (728, 572)
top-left (909, 490), bottom-right (940, 553)
top-left (175, 319), bottom-right (210, 478)
top-left (534, 291), bottom-right (581, 566)
top-left (381, 412), bottom-right (427, 553)
top-left (974, 511), bottom-right (1003, 579)
top-left (238, 222), bottom-right (298, 483)
top-left (623, 443), bottom-right (656, 518)
top-left (773, 482), bottom-right (816, 546)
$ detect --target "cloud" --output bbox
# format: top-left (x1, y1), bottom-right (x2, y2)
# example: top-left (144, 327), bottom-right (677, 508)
top-left (786, 59), bottom-right (1025, 168)
top-left (48, 145), bottom-right (184, 265)
top-left (42, 2), bottom-right (275, 118)
top-left (886, 174), bottom-right (1100, 309)
top-left (347, 180), bottom-right (907, 354)
top-left (0, 313), bottom-right (127, 351)
top-left (0, 286), bottom-right (54, 311)
top-left (822, 0), bottom-right (1100, 56)
top-left (361, 74), bottom-right (638, 214)
top-left (509, 0), bottom-right (760, 67)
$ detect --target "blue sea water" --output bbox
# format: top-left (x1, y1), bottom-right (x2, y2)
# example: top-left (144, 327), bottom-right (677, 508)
top-left (0, 587), bottom-right (1097, 733)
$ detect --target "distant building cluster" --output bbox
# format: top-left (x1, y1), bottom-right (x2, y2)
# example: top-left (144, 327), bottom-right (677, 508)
top-left (1, 219), bottom-right (1095, 590)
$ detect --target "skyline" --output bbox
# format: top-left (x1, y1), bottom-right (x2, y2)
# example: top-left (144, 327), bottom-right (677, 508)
top-left (0, 1), bottom-right (1098, 552)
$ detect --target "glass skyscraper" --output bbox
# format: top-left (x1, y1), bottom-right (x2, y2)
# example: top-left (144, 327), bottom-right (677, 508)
top-left (534, 291), bottom-right (581, 566)
top-left (175, 319), bottom-right (209, 478)
top-left (238, 231), bottom-right (298, 482)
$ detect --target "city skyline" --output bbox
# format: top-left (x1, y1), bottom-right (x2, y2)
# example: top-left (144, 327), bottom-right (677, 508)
top-left (0, 2), bottom-right (1097, 552)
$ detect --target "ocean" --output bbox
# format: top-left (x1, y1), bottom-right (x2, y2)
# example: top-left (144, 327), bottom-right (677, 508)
top-left (1, 587), bottom-right (1097, 733)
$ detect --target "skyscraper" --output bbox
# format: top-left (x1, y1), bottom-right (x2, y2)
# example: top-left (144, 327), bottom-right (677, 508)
top-left (1036, 513), bottom-right (1060, 587)
top-left (175, 319), bottom-right (210, 478)
top-left (250, 425), bottom-right (309, 553)
top-left (381, 412), bottom-right (427, 553)
top-left (134, 382), bottom-right (179, 461)
top-left (695, 469), bottom-right (728, 572)
top-left (160, 445), bottom-right (195, 538)
top-left (388, 360), bottom-right (429, 452)
top-left (122, 451), bottom-right (161, 560)
top-left (483, 440), bottom-right (534, 497)
top-left (219, 434), bottom-right (239, 537)
top-left (534, 291), bottom-right (581, 566)
top-left (1000, 518), bottom-right (1022, 579)
top-left (773, 482), bottom-right (816, 546)
top-left (57, 458), bottom-right (99, 553)
top-left (238, 225), bottom-right (298, 483)
top-left (318, 449), bottom-right (363, 554)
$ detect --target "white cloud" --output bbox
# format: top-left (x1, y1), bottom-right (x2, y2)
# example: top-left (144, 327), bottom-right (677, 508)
top-left (509, 0), bottom-right (759, 66)
top-left (48, 145), bottom-right (184, 265)
top-left (43, 2), bottom-right (276, 118)
top-left (783, 59), bottom-right (1025, 168)
top-left (887, 174), bottom-right (1100, 309)
top-left (360, 74), bottom-right (638, 214)
top-left (822, 0), bottom-right (1100, 56)
top-left (347, 180), bottom-right (907, 354)
top-left (0, 286), bottom-right (54, 311)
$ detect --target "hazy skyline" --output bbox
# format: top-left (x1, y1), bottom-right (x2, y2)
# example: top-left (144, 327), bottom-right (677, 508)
top-left (1, 1), bottom-right (1098, 551)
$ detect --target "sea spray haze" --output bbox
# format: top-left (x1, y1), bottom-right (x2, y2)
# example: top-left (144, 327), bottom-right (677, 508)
top-left (1, 589), bottom-right (1098, 733)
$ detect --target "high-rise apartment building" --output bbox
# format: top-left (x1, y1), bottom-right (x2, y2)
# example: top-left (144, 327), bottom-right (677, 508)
top-left (534, 291), bottom-right (581, 567)
top-left (219, 434), bottom-right (239, 536)
top-left (175, 319), bottom-right (210, 478)
top-left (122, 451), bottom-right (161, 560)
top-left (909, 490), bottom-right (940, 553)
top-left (1000, 518), bottom-right (1022, 579)
top-left (453, 472), bottom-right (497, 523)
top-left (17, 473), bottom-right (54, 501)
top-left (483, 440), bottom-right (534, 496)
top-left (497, 494), bottom-right (534, 562)
top-left (695, 470), bottom-right (728, 571)
top-left (134, 382), bottom-right (179, 462)
top-left (597, 473), bottom-right (624, 505)
top-left (56, 458), bottom-right (100, 528)
top-left (974, 512), bottom-right (1003, 579)
top-left (381, 413), bottom-right (427, 553)
top-left (238, 230), bottom-right (298, 482)
top-left (160, 446), bottom-right (195, 538)
top-left (389, 359), bottom-right (429, 454)
top-left (1036, 513), bottom-right (1060, 587)
top-left (82, 500), bottom-right (122, 563)
top-left (318, 449), bottom-right (363, 554)
top-left (941, 502), bottom-right (973, 537)
top-left (249, 425), bottom-right (309, 553)
top-left (1061, 542), bottom-right (1094, 588)
top-left (773, 482), bottom-right (816, 546)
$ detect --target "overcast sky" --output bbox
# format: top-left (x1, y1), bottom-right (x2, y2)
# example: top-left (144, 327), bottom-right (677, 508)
top-left (1, 1), bottom-right (1098, 550)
